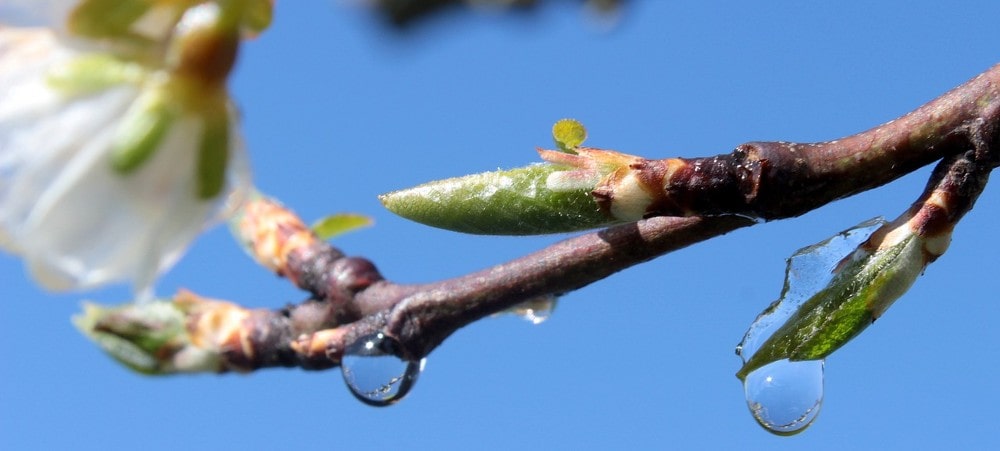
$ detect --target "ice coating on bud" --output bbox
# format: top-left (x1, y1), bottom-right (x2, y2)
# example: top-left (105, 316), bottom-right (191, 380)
top-left (736, 216), bottom-right (938, 380)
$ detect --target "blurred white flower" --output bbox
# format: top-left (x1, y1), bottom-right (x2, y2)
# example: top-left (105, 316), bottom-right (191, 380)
top-left (0, 1), bottom-right (267, 296)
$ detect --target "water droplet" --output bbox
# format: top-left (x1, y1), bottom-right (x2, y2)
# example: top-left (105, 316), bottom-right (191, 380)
top-left (494, 295), bottom-right (558, 325)
top-left (743, 359), bottom-right (824, 436)
top-left (729, 212), bottom-right (765, 224)
top-left (341, 332), bottom-right (424, 407)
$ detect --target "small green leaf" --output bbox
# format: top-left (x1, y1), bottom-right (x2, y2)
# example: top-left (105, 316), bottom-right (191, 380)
top-left (380, 163), bottom-right (616, 235)
top-left (552, 119), bottom-right (587, 152)
top-left (311, 214), bottom-right (374, 240)
top-left (110, 89), bottom-right (176, 174)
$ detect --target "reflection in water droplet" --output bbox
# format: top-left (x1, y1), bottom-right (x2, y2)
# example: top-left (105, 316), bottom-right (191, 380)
top-left (743, 359), bottom-right (824, 436)
top-left (341, 332), bottom-right (424, 407)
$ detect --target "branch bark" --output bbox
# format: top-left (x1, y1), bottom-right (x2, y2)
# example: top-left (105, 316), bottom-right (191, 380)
top-left (598, 63), bottom-right (1000, 220)
top-left (79, 63), bottom-right (1000, 374)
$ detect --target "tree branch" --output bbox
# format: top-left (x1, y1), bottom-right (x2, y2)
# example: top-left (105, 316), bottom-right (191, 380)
top-left (594, 63), bottom-right (1000, 220)
top-left (77, 63), bottom-right (1000, 375)
top-left (368, 0), bottom-right (624, 28)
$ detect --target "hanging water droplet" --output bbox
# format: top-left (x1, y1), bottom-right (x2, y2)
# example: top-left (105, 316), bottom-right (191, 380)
top-left (341, 332), bottom-right (424, 407)
top-left (743, 359), bottom-right (824, 436)
top-left (493, 294), bottom-right (558, 325)
top-left (514, 295), bottom-right (558, 324)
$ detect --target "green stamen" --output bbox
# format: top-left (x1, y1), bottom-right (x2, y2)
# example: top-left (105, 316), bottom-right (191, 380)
top-left (110, 89), bottom-right (176, 174)
top-left (196, 104), bottom-right (230, 199)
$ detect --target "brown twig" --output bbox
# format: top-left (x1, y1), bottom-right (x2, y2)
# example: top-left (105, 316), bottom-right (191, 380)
top-left (80, 63), bottom-right (1000, 374)
top-left (369, 0), bottom-right (624, 28)
top-left (298, 64), bottom-right (998, 366)
top-left (233, 198), bottom-right (752, 370)
top-left (593, 63), bottom-right (1000, 220)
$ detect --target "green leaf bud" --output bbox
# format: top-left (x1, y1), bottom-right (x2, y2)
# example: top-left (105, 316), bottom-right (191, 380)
top-left (737, 220), bottom-right (933, 380)
top-left (380, 163), bottom-right (617, 235)
top-left (73, 300), bottom-right (218, 375)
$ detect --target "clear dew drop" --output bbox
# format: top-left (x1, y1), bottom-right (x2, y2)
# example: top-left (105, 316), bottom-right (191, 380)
top-left (494, 294), bottom-right (558, 325)
top-left (513, 295), bottom-right (558, 325)
top-left (341, 332), bottom-right (424, 407)
top-left (742, 359), bottom-right (824, 436)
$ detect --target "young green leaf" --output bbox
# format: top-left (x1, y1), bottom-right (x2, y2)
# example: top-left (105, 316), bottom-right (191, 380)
top-left (311, 213), bottom-right (374, 240)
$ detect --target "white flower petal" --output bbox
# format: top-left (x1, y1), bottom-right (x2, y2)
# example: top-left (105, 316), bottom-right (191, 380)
top-left (0, 27), bottom-right (252, 294)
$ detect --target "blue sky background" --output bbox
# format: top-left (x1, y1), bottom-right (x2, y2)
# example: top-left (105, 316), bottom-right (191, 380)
top-left (3, 1), bottom-right (1000, 449)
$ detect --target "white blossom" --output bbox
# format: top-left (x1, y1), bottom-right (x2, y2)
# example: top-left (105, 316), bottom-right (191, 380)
top-left (0, 3), bottom-right (254, 296)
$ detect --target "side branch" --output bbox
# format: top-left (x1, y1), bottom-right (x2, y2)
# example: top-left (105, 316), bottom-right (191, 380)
top-left (292, 213), bottom-right (753, 369)
top-left (384, 215), bottom-right (753, 358)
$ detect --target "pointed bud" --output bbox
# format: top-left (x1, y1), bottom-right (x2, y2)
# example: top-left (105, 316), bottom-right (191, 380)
top-left (379, 162), bottom-right (617, 235)
top-left (736, 216), bottom-right (944, 380)
top-left (73, 298), bottom-right (221, 374)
